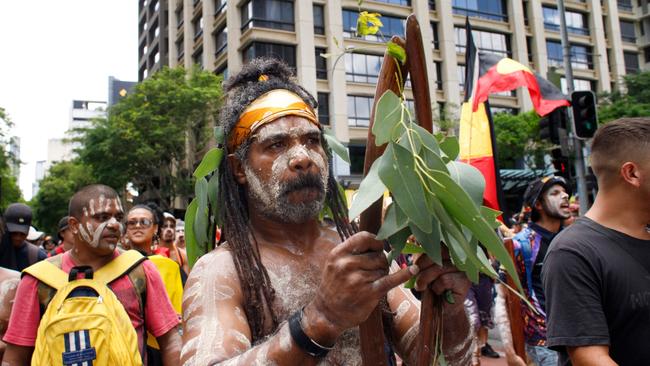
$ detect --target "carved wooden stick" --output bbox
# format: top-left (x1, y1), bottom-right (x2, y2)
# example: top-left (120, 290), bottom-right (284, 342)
top-left (504, 238), bottom-right (527, 360)
top-left (358, 35), bottom-right (408, 366)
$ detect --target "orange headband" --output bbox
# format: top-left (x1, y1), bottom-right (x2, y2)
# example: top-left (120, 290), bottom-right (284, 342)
top-left (227, 89), bottom-right (319, 151)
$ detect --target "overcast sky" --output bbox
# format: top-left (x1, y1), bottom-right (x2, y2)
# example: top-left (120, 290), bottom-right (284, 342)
top-left (0, 1), bottom-right (138, 200)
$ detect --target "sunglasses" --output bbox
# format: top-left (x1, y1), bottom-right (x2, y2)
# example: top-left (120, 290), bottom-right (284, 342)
top-left (125, 218), bottom-right (153, 229)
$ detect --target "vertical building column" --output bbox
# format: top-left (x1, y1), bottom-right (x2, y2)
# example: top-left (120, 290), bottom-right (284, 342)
top-left (587, 0), bottom-right (612, 93)
top-left (604, 0), bottom-right (627, 90)
top-left (509, 0), bottom-right (534, 112)
top-left (168, 0), bottom-right (179, 65)
top-left (529, 0), bottom-right (549, 77)
top-left (226, 0), bottom-right (242, 73)
top-left (183, 0), bottom-right (192, 69)
top-left (203, 0), bottom-right (215, 69)
top-left (436, 0), bottom-right (461, 114)
top-left (325, 0), bottom-right (350, 145)
top-left (411, 2), bottom-right (438, 108)
top-left (295, 0), bottom-right (317, 96)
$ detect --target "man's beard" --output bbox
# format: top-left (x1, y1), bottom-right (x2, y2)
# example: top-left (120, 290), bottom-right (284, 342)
top-left (542, 199), bottom-right (571, 220)
top-left (244, 164), bottom-right (329, 224)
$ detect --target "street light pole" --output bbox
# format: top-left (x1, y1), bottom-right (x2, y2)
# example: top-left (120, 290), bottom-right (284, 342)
top-left (558, 0), bottom-right (590, 215)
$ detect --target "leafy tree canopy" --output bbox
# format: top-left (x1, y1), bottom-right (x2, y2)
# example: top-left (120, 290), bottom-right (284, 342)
top-left (75, 66), bottom-right (222, 208)
top-left (0, 107), bottom-right (23, 211)
top-left (493, 111), bottom-right (548, 170)
top-left (598, 71), bottom-right (650, 123)
top-left (30, 160), bottom-right (95, 236)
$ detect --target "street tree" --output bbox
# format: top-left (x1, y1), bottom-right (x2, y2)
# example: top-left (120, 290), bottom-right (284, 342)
top-left (75, 66), bottom-right (222, 208)
top-left (30, 160), bottom-right (95, 235)
top-left (493, 110), bottom-right (548, 170)
top-left (598, 71), bottom-right (650, 123)
top-left (0, 107), bottom-right (23, 211)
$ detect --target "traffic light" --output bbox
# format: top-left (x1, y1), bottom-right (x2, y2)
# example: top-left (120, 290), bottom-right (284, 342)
top-left (571, 90), bottom-right (598, 139)
top-left (551, 148), bottom-right (572, 181)
top-left (539, 107), bottom-right (568, 145)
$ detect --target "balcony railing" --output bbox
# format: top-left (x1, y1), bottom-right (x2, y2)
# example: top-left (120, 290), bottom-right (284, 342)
top-left (452, 6), bottom-right (507, 22)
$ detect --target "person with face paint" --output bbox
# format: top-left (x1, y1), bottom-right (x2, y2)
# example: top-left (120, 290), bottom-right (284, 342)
top-left (543, 118), bottom-right (650, 366)
top-left (125, 203), bottom-right (184, 366)
top-left (494, 176), bottom-right (571, 366)
top-left (180, 58), bottom-right (473, 365)
top-left (2, 185), bottom-right (181, 365)
top-left (156, 213), bottom-right (189, 276)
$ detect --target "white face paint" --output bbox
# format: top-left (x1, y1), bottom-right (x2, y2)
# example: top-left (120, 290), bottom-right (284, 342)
top-left (541, 184), bottom-right (571, 220)
top-left (244, 126), bottom-right (330, 224)
top-left (77, 196), bottom-right (123, 251)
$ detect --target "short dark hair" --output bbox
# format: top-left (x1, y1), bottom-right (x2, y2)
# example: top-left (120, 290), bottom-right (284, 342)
top-left (69, 184), bottom-right (119, 220)
top-left (591, 118), bottom-right (650, 187)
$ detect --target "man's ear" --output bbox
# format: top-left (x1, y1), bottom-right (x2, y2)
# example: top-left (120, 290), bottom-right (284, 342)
top-left (68, 216), bottom-right (80, 235)
top-left (620, 161), bottom-right (641, 188)
top-left (228, 154), bottom-right (247, 185)
top-left (535, 199), bottom-right (543, 212)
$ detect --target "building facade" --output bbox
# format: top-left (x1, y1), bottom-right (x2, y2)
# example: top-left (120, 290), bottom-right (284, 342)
top-left (138, 0), bottom-right (646, 177)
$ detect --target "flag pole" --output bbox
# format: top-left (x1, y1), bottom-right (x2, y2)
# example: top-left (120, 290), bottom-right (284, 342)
top-left (484, 101), bottom-right (505, 215)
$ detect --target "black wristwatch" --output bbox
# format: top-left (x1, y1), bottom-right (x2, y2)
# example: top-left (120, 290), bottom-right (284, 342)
top-left (288, 307), bottom-right (334, 358)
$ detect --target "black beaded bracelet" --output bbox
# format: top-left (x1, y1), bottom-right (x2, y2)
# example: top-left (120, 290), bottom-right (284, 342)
top-left (288, 307), bottom-right (334, 358)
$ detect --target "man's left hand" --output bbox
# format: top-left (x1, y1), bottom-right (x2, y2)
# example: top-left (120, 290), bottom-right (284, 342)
top-left (412, 253), bottom-right (471, 307)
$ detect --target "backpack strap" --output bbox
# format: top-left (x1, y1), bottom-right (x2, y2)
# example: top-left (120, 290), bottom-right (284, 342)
top-left (22, 260), bottom-right (67, 290)
top-left (94, 250), bottom-right (147, 284)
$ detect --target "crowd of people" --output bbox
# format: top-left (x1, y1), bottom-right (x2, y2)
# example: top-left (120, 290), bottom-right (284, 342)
top-left (0, 58), bottom-right (647, 366)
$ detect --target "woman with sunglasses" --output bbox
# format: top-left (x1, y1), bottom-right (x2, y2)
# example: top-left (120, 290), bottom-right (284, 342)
top-left (125, 203), bottom-right (183, 366)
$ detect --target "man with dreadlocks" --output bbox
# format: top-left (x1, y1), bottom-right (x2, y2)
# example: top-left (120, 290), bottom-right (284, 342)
top-left (181, 58), bottom-right (473, 365)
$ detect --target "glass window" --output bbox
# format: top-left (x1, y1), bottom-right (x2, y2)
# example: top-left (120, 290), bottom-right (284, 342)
top-left (435, 62), bottom-right (443, 90)
top-left (620, 20), bottom-right (636, 42)
top-left (374, 0), bottom-right (410, 5)
top-left (243, 42), bottom-right (296, 69)
top-left (193, 17), bottom-right (203, 39)
top-left (241, 0), bottom-right (294, 32)
top-left (452, 0), bottom-right (508, 22)
top-left (543, 7), bottom-right (588, 35)
top-left (624, 52), bottom-right (640, 74)
top-left (317, 93), bottom-right (330, 125)
top-left (315, 47), bottom-right (327, 79)
top-left (561, 78), bottom-right (593, 93)
top-left (547, 40), bottom-right (593, 70)
top-left (215, 0), bottom-right (227, 15)
top-left (215, 26), bottom-right (227, 56)
top-left (342, 10), bottom-right (405, 42)
top-left (313, 5), bottom-right (325, 35)
top-left (429, 0), bottom-right (435, 11)
top-left (345, 53), bottom-right (383, 84)
top-left (645, 47), bottom-right (650, 63)
top-left (176, 40), bottom-right (184, 59)
top-left (175, 7), bottom-right (184, 27)
top-left (193, 48), bottom-right (203, 67)
top-left (618, 0), bottom-right (633, 12)
top-left (457, 65), bottom-right (466, 90)
top-left (431, 22), bottom-right (439, 49)
top-left (347, 95), bottom-right (374, 127)
top-left (455, 27), bottom-right (509, 57)
top-left (491, 107), bottom-right (518, 115)
top-left (349, 145), bottom-right (366, 175)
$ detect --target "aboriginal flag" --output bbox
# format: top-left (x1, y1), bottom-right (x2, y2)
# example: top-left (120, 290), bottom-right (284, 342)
top-left (459, 18), bottom-right (501, 211)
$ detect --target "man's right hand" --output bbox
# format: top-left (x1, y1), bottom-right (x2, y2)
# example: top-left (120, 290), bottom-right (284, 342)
top-left (302, 231), bottom-right (417, 345)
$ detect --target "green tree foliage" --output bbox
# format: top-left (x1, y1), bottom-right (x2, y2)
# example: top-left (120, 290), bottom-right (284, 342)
top-left (493, 111), bottom-right (548, 170)
top-left (75, 66), bottom-right (222, 208)
top-left (0, 107), bottom-right (23, 211)
top-left (598, 71), bottom-right (650, 123)
top-left (30, 160), bottom-right (95, 235)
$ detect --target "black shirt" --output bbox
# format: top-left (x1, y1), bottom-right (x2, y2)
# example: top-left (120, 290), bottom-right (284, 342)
top-left (543, 217), bottom-right (650, 366)
top-left (0, 234), bottom-right (47, 271)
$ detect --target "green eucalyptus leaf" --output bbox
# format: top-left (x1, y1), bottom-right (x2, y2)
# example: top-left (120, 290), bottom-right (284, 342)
top-left (184, 199), bottom-right (200, 267)
top-left (444, 290), bottom-right (455, 304)
top-left (378, 143), bottom-right (431, 233)
top-left (193, 148), bottom-right (223, 179)
top-left (481, 206), bottom-right (503, 229)
top-left (404, 276), bottom-right (417, 289)
top-left (409, 219), bottom-right (442, 265)
top-left (447, 161), bottom-right (485, 208)
top-left (398, 127), bottom-right (422, 153)
top-left (428, 170), bottom-right (522, 291)
top-left (386, 226), bottom-right (411, 264)
top-left (438, 135), bottom-right (460, 161)
top-left (193, 178), bottom-right (210, 250)
top-left (349, 156), bottom-right (387, 220)
top-left (386, 40), bottom-right (406, 64)
top-left (376, 202), bottom-right (408, 240)
top-left (214, 126), bottom-right (225, 144)
top-left (372, 91), bottom-right (403, 146)
top-left (411, 124), bottom-right (441, 156)
top-left (323, 128), bottom-right (350, 164)
top-left (402, 242), bottom-right (425, 254)
top-left (207, 173), bottom-right (219, 207)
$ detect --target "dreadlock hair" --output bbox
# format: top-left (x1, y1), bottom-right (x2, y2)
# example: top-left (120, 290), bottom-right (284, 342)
top-left (218, 58), bottom-right (358, 341)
